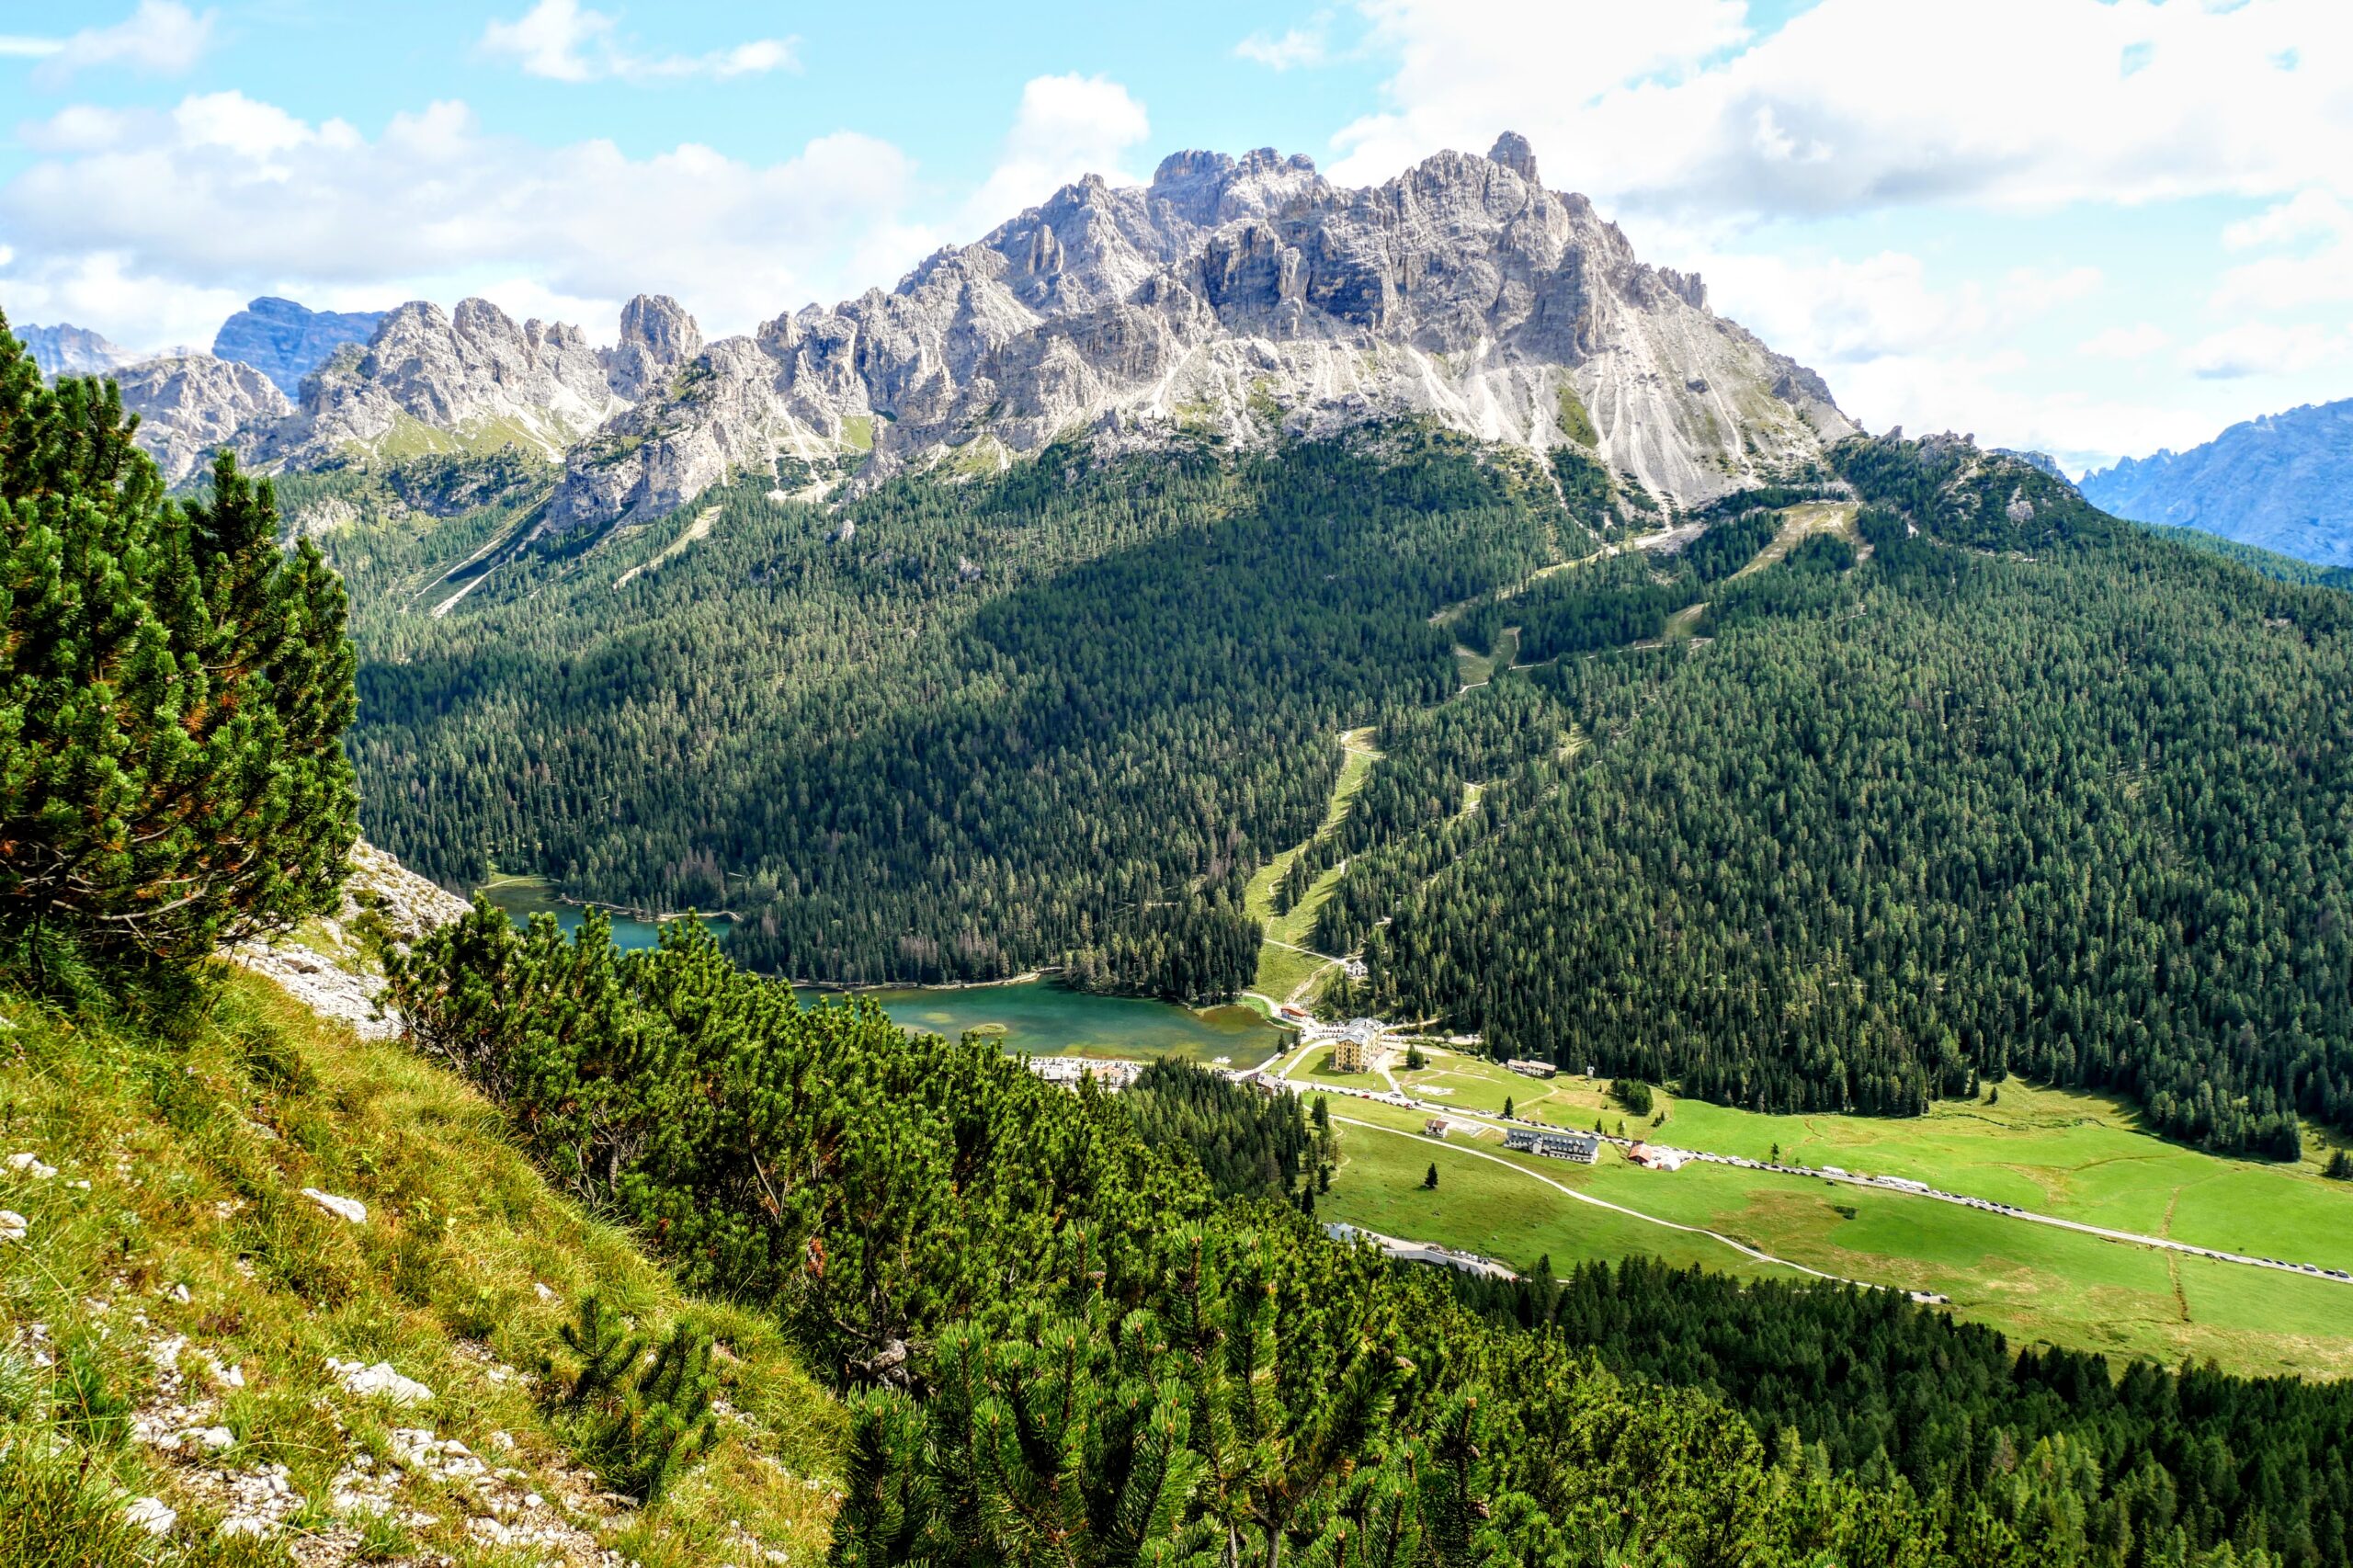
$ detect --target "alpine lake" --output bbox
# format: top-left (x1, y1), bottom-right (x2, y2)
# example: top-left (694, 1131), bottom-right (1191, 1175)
top-left (478, 876), bottom-right (1290, 1070)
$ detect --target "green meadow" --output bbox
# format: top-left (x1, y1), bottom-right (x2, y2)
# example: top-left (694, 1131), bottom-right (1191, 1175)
top-left (1301, 1046), bottom-right (2353, 1380)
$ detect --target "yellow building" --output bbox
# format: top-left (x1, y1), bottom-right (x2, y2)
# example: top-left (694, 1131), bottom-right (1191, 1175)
top-left (1332, 1035), bottom-right (1370, 1073)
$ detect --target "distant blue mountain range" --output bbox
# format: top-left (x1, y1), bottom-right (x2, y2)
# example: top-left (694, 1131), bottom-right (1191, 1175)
top-left (2080, 399), bottom-right (2353, 568)
top-left (211, 296), bottom-right (386, 393)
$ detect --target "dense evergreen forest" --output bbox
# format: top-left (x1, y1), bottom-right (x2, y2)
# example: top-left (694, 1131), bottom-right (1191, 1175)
top-left (1120, 1058), bottom-right (1330, 1201)
top-left (324, 421), bottom-right (2353, 1153)
top-left (318, 430), bottom-right (1566, 1001)
top-left (1333, 439), bottom-right (2353, 1155)
top-left (385, 905), bottom-right (2348, 1566)
top-left (1449, 1256), bottom-right (2353, 1564)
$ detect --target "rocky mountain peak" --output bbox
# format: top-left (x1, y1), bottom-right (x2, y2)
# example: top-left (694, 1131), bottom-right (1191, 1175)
top-left (543, 131), bottom-right (1854, 534)
top-left (16, 321), bottom-right (142, 380)
top-left (1487, 131), bottom-right (1540, 187)
top-left (111, 354), bottom-right (291, 483)
top-left (246, 295), bottom-right (624, 469)
top-left (603, 294), bottom-right (703, 403)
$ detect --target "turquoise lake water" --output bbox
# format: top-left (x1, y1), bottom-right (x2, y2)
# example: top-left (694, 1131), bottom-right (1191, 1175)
top-left (479, 877), bottom-right (1286, 1065)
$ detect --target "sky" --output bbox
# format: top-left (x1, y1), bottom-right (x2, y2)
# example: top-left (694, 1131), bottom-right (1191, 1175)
top-left (3, 0), bottom-right (2349, 474)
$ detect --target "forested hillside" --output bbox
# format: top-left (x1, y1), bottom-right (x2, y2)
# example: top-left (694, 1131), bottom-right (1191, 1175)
top-left (1341, 439), bottom-right (2353, 1155)
top-left (323, 429), bottom-right (1574, 998)
top-left (325, 418), bottom-right (2353, 1157)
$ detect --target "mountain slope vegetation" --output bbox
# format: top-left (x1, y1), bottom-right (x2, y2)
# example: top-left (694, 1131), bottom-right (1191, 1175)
top-left (1336, 437), bottom-right (2353, 1156)
top-left (11, 323), bottom-right (2353, 1567)
top-left (387, 908), bottom-right (2353, 1567)
top-left (324, 429), bottom-right (1578, 997)
top-left (332, 424), bottom-right (2353, 1159)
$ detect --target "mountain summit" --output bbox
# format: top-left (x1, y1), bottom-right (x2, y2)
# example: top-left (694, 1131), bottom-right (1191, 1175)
top-left (70, 135), bottom-right (1854, 525)
top-left (544, 132), bottom-right (1854, 532)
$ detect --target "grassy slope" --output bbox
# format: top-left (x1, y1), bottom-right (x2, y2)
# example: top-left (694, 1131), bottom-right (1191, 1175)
top-left (1290, 1044), bottom-right (2353, 1379)
top-left (1244, 729), bottom-right (1382, 1000)
top-left (0, 967), bottom-right (842, 1566)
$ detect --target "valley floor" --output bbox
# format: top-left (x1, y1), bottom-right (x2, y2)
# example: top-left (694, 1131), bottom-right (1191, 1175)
top-left (1285, 1040), bottom-right (2353, 1379)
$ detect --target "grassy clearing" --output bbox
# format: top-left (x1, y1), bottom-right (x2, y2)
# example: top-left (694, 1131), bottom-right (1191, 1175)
top-left (1322, 1046), bottom-right (2353, 1377)
top-left (1316, 1088), bottom-right (2353, 1378)
top-left (1729, 501), bottom-right (1862, 580)
top-left (1253, 947), bottom-right (1336, 1006)
top-left (0, 968), bottom-right (841, 1565)
top-left (1245, 730), bottom-right (1382, 997)
top-left (1320, 1115), bottom-right (1782, 1279)
top-left (1391, 1049), bottom-right (2353, 1275)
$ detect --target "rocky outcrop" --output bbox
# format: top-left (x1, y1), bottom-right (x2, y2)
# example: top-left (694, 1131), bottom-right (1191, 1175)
top-left (17, 321), bottom-right (142, 379)
top-left (211, 297), bottom-right (387, 394)
top-left (2081, 399), bottom-right (2353, 567)
top-left (112, 355), bottom-right (292, 484)
top-left (546, 131), bottom-right (1854, 534)
top-left (224, 840), bottom-right (472, 1040)
top-left (600, 293), bottom-right (702, 402)
top-left (250, 298), bottom-right (626, 470)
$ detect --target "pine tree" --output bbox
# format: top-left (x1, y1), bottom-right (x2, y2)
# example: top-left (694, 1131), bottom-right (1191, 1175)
top-left (0, 320), bottom-right (357, 963)
top-left (2326, 1149), bottom-right (2353, 1181)
top-left (1423, 1162), bottom-right (1439, 1190)
top-left (1501, 1096), bottom-right (1514, 1119)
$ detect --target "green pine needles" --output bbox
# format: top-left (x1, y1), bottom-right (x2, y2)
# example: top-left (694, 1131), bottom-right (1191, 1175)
top-left (551, 1294), bottom-right (720, 1505)
top-left (830, 1231), bottom-right (1514, 1568)
top-left (0, 315), bottom-right (358, 964)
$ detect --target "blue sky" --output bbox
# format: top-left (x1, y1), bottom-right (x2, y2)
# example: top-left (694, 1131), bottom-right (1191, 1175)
top-left (3, 0), bottom-right (2349, 472)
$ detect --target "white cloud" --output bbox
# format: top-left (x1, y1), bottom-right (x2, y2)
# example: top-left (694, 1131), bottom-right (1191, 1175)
top-left (0, 250), bottom-right (245, 357)
top-left (961, 74), bottom-right (1152, 231)
top-left (2212, 187), bottom-right (2353, 313)
top-left (478, 0), bottom-right (797, 85)
top-left (2222, 188), bottom-right (2351, 251)
top-left (7, 2), bottom-right (213, 85)
top-left (0, 95), bottom-right (925, 346)
top-left (1237, 27), bottom-right (1329, 70)
top-left (2077, 323), bottom-right (2170, 359)
top-left (2183, 321), bottom-right (2353, 381)
top-left (1329, 0), bottom-right (2353, 221)
top-left (1696, 250), bottom-right (2097, 366)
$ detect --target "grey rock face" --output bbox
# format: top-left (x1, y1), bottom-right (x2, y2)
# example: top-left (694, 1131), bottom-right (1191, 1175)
top-left (17, 321), bottom-right (142, 379)
top-left (2080, 399), bottom-right (2353, 567)
top-left (548, 131), bottom-right (1855, 535)
top-left (1994, 449), bottom-right (2074, 486)
top-left (212, 298), bottom-right (388, 394)
top-left (601, 294), bottom-right (703, 402)
top-left (111, 355), bottom-right (292, 483)
top-left (253, 296), bottom-right (625, 468)
top-left (1487, 131), bottom-right (1540, 187)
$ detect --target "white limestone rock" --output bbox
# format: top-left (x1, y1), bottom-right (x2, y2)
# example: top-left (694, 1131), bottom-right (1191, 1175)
top-left (329, 1357), bottom-right (434, 1405)
top-left (602, 293), bottom-right (703, 402)
top-left (223, 839), bottom-right (472, 1040)
top-left (545, 133), bottom-right (1853, 534)
top-left (123, 1497), bottom-right (178, 1536)
top-left (111, 355), bottom-right (292, 484)
top-left (251, 297), bottom-right (626, 468)
top-left (301, 1189), bottom-right (368, 1225)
